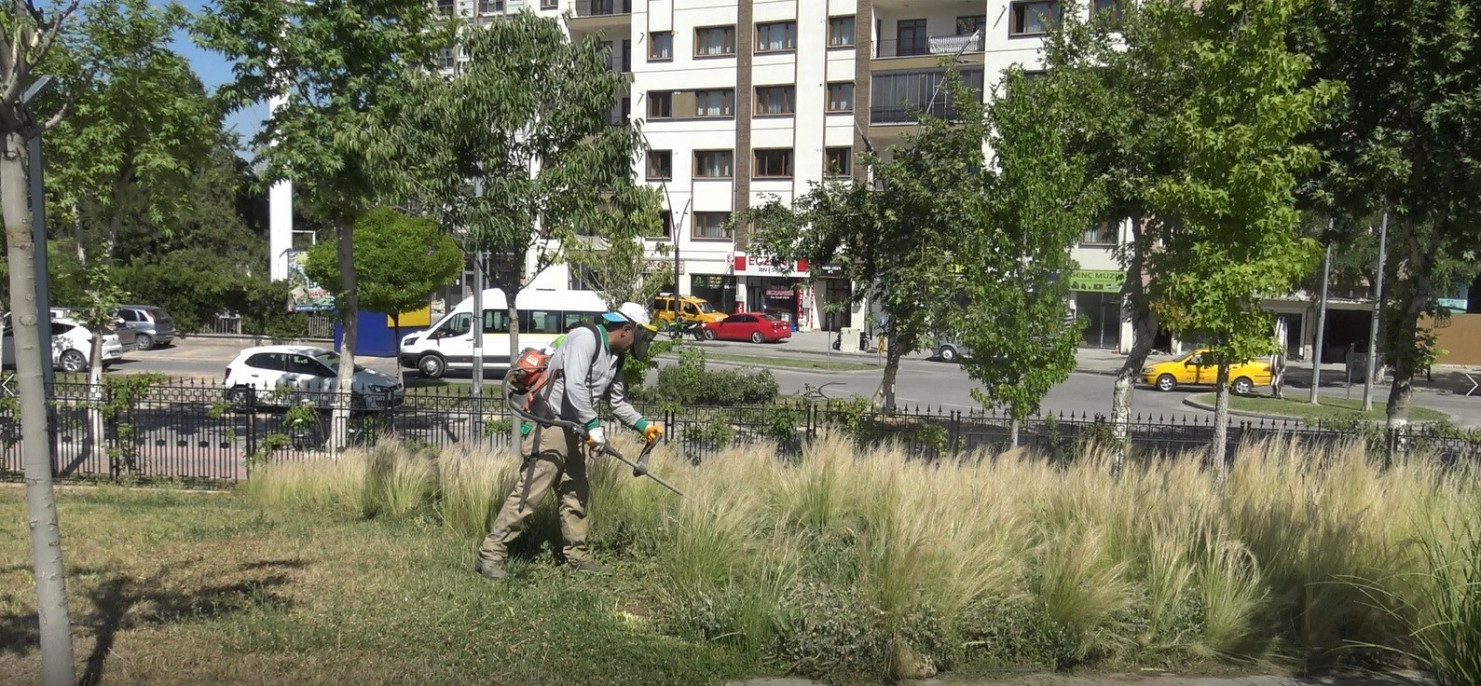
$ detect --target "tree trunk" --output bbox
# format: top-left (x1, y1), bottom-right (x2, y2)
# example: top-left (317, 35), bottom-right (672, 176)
top-left (391, 313), bottom-right (403, 388)
top-left (507, 294), bottom-right (521, 455)
top-left (87, 327), bottom-right (106, 469)
top-left (1111, 215), bottom-right (1155, 469)
top-left (332, 218), bottom-right (357, 454)
top-left (878, 331), bottom-right (901, 412)
top-left (3, 130), bottom-right (78, 686)
top-left (1008, 415), bottom-right (1021, 449)
top-left (1385, 262), bottom-right (1431, 459)
top-left (1210, 360), bottom-right (1232, 481)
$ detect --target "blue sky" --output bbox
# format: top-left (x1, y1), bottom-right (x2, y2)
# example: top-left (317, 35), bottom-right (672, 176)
top-left (166, 0), bottom-right (267, 151)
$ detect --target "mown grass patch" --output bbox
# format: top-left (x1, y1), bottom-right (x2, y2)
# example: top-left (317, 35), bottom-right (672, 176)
top-left (1190, 393), bottom-right (1449, 423)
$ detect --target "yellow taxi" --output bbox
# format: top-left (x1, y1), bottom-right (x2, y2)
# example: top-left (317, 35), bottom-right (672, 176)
top-left (651, 294), bottom-right (727, 326)
top-left (1141, 350), bottom-right (1274, 395)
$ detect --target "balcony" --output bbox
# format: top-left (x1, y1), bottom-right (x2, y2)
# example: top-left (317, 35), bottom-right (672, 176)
top-left (570, 0), bottom-right (631, 32)
top-left (869, 101), bottom-right (962, 126)
top-left (874, 33), bottom-right (982, 59)
top-left (869, 68), bottom-right (984, 125)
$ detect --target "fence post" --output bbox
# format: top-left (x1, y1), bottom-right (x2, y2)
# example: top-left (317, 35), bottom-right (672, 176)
top-left (244, 387), bottom-right (257, 472)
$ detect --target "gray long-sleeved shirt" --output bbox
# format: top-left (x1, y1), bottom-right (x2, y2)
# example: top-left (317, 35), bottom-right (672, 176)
top-left (537, 324), bottom-right (644, 431)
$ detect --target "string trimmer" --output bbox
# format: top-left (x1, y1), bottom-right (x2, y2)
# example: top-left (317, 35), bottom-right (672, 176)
top-left (502, 378), bottom-right (684, 497)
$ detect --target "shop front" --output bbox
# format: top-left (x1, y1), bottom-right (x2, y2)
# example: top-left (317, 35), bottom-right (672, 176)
top-left (731, 253), bottom-right (810, 329)
top-left (1070, 269), bottom-right (1126, 350)
top-left (815, 263), bottom-right (853, 332)
top-left (690, 274), bottom-right (736, 314)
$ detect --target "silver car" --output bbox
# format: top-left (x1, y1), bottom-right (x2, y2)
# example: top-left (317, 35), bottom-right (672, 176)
top-left (115, 305), bottom-right (176, 350)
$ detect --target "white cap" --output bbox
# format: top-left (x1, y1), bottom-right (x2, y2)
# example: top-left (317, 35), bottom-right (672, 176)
top-left (604, 302), bottom-right (655, 331)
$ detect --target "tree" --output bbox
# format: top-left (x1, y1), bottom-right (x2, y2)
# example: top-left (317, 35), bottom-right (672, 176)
top-left (953, 70), bottom-right (1103, 446)
top-left (1139, 0), bottom-right (1336, 472)
top-left (748, 72), bottom-right (981, 412)
top-left (303, 206), bottom-right (464, 385)
top-left (1292, 0), bottom-right (1481, 431)
top-left (364, 11), bottom-right (649, 447)
top-left (1, 1), bottom-right (85, 682)
top-left (561, 184), bottom-right (667, 309)
top-left (197, 0), bottom-right (447, 451)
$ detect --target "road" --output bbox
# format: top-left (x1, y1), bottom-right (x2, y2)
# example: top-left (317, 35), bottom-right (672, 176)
top-left (102, 336), bottom-right (1481, 426)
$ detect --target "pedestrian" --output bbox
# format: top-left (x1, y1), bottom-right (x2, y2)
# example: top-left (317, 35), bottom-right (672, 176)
top-left (1270, 352), bottom-right (1285, 399)
top-left (474, 302), bottom-right (663, 581)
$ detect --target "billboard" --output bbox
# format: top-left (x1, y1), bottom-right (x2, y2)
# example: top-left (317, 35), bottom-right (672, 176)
top-left (286, 249), bottom-right (335, 313)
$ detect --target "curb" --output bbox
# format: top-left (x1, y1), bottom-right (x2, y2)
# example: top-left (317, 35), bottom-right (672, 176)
top-left (1180, 396), bottom-right (1460, 427)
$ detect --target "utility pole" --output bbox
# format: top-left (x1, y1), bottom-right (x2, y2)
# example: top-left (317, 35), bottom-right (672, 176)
top-left (1309, 235), bottom-right (1332, 405)
top-left (470, 250), bottom-right (484, 442)
top-left (1362, 213), bottom-right (1388, 412)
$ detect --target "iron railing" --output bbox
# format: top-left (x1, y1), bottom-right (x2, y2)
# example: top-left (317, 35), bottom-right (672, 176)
top-left (874, 34), bottom-right (984, 59)
top-left (4, 381), bottom-right (1479, 487)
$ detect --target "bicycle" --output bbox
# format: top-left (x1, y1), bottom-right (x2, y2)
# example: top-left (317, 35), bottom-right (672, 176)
top-left (799, 382), bottom-right (843, 403)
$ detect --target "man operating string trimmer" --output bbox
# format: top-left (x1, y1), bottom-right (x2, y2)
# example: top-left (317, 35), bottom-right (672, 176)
top-left (475, 302), bottom-right (665, 582)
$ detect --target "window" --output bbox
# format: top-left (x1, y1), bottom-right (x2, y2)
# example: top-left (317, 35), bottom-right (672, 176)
top-left (754, 85), bottom-right (795, 115)
top-left (436, 47), bottom-right (457, 70)
top-left (1082, 221), bottom-right (1117, 246)
top-left (647, 150), bottom-right (672, 180)
top-left (118, 309), bottom-right (138, 322)
top-left (479, 0), bottom-right (504, 14)
top-left (753, 148), bottom-right (793, 178)
top-left (482, 310), bottom-right (510, 334)
top-left (650, 210), bottom-right (673, 238)
top-left (1010, 1), bottom-right (1061, 36)
top-left (755, 21), bottom-right (797, 52)
top-left (437, 0), bottom-right (455, 16)
top-left (541, 0), bottom-right (558, 9)
top-left (825, 147), bottom-right (852, 177)
top-left (897, 18), bottom-right (927, 56)
top-left (828, 16), bottom-right (855, 47)
top-left (647, 91), bottom-right (672, 118)
top-left (289, 354), bottom-right (331, 377)
top-left (521, 311), bottom-right (563, 335)
top-left (694, 150), bottom-right (733, 178)
top-left (695, 26), bottom-right (736, 56)
top-left (246, 353), bottom-right (285, 371)
top-left (827, 82), bottom-right (854, 112)
top-left (437, 313), bottom-right (472, 338)
top-left (1093, 0), bottom-right (1125, 20)
top-left (956, 14), bottom-right (986, 35)
top-left (693, 212), bottom-right (733, 240)
top-left (695, 89), bottom-right (735, 117)
top-left (649, 31), bottom-right (673, 60)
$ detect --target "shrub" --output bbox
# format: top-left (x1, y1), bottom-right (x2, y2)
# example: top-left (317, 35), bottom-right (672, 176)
top-left (632, 348), bottom-right (780, 409)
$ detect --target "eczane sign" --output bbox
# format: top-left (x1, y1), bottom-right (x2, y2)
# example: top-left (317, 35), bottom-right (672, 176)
top-left (730, 253), bottom-right (810, 277)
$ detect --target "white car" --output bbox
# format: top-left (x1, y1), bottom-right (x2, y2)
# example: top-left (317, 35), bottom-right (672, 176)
top-left (223, 345), bottom-right (405, 411)
top-left (1, 314), bottom-right (123, 373)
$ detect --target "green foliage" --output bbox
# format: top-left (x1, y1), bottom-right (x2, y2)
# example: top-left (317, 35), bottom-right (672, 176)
top-left (303, 206), bottom-right (464, 318)
top-left (629, 348), bottom-right (780, 411)
top-left (113, 257), bottom-right (300, 337)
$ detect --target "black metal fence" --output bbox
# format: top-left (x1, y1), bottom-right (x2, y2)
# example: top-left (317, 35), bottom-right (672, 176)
top-left (3, 382), bottom-right (1478, 487)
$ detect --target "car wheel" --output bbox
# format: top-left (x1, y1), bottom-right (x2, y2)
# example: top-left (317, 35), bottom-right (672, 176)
top-left (1156, 374), bottom-right (1177, 392)
top-left (227, 385), bottom-right (254, 409)
top-left (59, 350), bottom-right (87, 374)
top-left (750, 331), bottom-right (764, 344)
top-left (703, 329), bottom-right (717, 341)
top-left (134, 333), bottom-right (154, 351)
top-left (1233, 377), bottom-right (1254, 395)
top-left (418, 354), bottom-right (446, 379)
top-left (938, 346), bottom-right (958, 363)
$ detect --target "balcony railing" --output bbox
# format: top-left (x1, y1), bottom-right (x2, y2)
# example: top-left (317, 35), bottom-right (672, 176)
top-left (574, 0), bottom-right (631, 17)
top-left (874, 33), bottom-right (984, 59)
top-left (869, 101), bottom-right (961, 125)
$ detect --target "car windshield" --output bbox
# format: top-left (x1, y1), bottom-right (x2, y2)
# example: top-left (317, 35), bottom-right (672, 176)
top-left (695, 301), bottom-right (716, 313)
top-left (762, 314), bottom-right (782, 322)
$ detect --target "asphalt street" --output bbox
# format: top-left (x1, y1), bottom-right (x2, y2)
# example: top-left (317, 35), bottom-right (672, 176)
top-left (102, 336), bottom-right (1481, 426)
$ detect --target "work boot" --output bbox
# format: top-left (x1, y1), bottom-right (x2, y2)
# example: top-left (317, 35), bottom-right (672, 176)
top-left (566, 558), bottom-right (611, 575)
top-left (474, 557), bottom-right (507, 582)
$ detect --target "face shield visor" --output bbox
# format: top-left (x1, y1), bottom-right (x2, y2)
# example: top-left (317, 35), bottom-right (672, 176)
top-left (618, 314), bottom-right (659, 360)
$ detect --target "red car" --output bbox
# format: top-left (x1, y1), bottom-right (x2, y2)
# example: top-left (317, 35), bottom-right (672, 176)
top-left (702, 312), bottom-right (792, 343)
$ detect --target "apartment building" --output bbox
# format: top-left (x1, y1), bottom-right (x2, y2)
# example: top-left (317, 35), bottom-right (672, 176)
top-left (414, 0), bottom-right (1134, 347)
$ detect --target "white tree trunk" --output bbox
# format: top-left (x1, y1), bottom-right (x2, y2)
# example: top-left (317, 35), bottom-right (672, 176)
top-left (3, 130), bottom-right (78, 686)
top-left (508, 298), bottom-right (521, 455)
top-left (332, 220), bottom-right (357, 454)
top-left (1111, 215), bottom-right (1155, 469)
top-left (87, 328), bottom-right (106, 467)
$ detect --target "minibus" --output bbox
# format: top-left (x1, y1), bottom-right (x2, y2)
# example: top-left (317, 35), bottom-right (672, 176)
top-left (398, 289), bottom-right (609, 379)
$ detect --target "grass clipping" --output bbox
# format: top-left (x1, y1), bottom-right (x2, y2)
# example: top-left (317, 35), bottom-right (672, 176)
top-left (247, 435), bottom-right (1480, 683)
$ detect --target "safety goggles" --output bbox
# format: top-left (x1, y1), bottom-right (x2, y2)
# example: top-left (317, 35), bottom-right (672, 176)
top-left (609, 313), bottom-right (659, 360)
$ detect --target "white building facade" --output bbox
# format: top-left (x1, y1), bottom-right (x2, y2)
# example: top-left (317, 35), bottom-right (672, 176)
top-left (269, 0), bottom-right (1135, 347)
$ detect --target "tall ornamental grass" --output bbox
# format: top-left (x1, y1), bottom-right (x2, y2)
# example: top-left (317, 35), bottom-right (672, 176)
top-left (245, 434), bottom-right (1479, 682)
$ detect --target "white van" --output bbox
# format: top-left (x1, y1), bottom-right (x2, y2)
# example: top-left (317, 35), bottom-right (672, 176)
top-left (398, 289), bottom-right (610, 379)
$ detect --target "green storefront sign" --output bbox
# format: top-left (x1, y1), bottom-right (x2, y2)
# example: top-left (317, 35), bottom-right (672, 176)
top-left (1069, 269), bottom-right (1125, 293)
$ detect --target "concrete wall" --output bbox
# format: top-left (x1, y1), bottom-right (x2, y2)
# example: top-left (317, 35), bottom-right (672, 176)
top-left (1429, 313), bottom-right (1481, 367)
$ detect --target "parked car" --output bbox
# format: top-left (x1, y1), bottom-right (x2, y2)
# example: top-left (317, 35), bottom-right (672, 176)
top-left (933, 337), bottom-right (969, 363)
top-left (651, 293), bottom-right (727, 327)
top-left (224, 345), bottom-right (404, 410)
top-left (47, 307), bottom-right (138, 352)
top-left (1, 314), bottom-right (123, 372)
top-left (701, 312), bottom-right (792, 344)
top-left (115, 305), bottom-right (176, 350)
top-left (1141, 350), bottom-right (1274, 395)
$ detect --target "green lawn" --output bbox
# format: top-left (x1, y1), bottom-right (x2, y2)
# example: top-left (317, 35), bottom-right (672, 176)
top-left (683, 352), bottom-right (879, 372)
top-left (0, 486), bottom-right (757, 686)
top-left (1190, 392), bottom-right (1450, 423)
